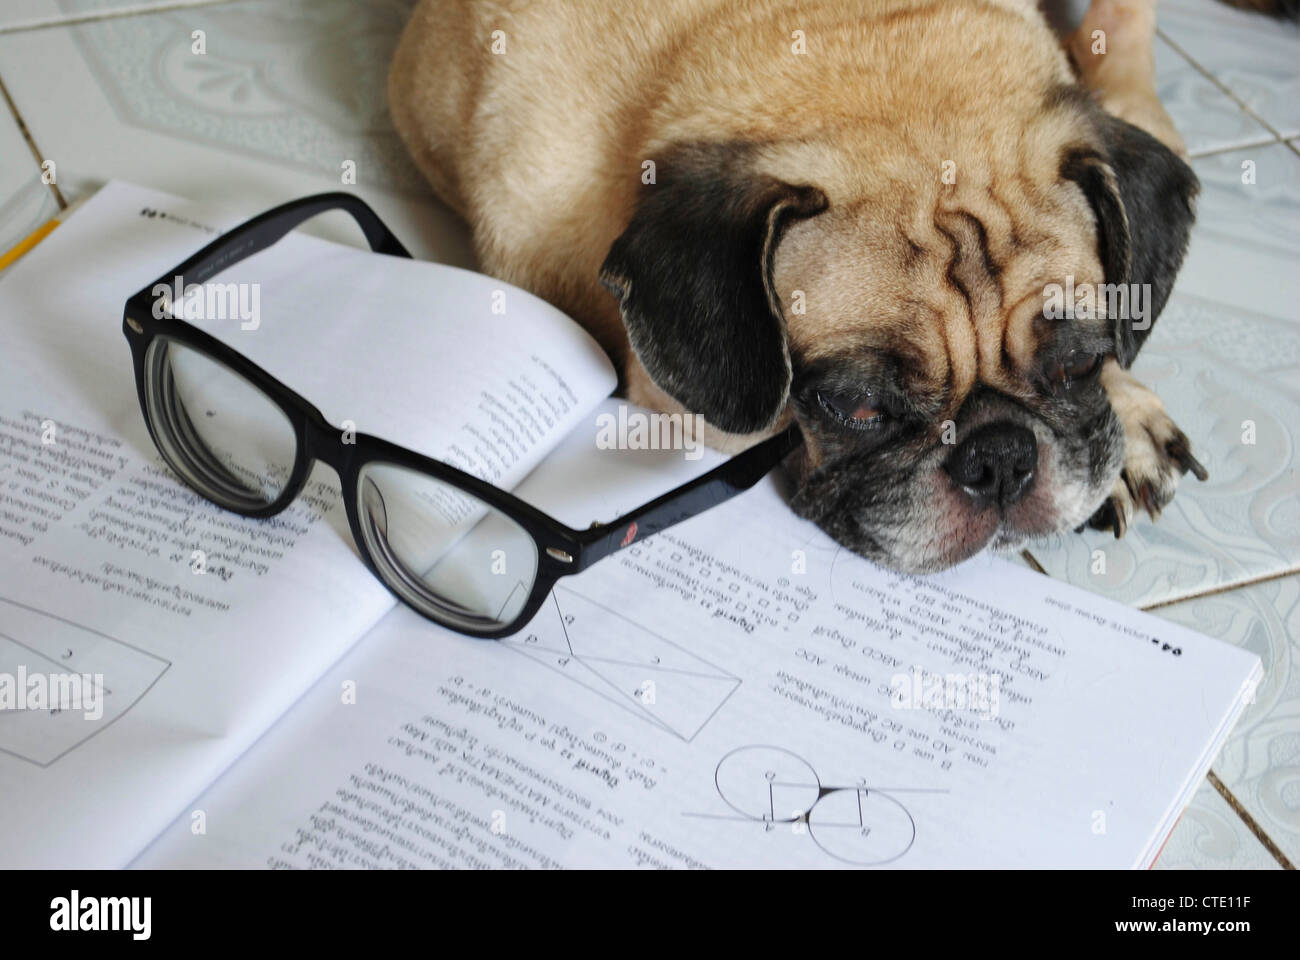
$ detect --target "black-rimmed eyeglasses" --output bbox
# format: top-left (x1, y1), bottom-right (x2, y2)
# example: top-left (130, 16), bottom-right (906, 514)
top-left (122, 193), bottom-right (802, 638)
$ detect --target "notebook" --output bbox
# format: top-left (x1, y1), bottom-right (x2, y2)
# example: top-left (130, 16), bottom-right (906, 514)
top-left (0, 181), bottom-right (1261, 868)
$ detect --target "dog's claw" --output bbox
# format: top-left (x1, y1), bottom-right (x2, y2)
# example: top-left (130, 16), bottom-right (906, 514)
top-left (1083, 416), bottom-right (1205, 540)
top-left (1135, 478), bottom-right (1161, 519)
top-left (1111, 498), bottom-right (1127, 538)
top-left (1166, 431), bottom-right (1209, 482)
top-left (1086, 494), bottom-right (1128, 539)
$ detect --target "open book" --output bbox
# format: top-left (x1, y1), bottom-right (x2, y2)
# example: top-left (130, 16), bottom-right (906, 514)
top-left (0, 182), bottom-right (1261, 869)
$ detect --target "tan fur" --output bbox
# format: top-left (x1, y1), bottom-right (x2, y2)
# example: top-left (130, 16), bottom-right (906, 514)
top-left (1096, 357), bottom-right (1197, 531)
top-left (390, 0), bottom-right (1195, 555)
top-left (1068, 0), bottom-right (1187, 157)
top-left (390, 0), bottom-right (1124, 432)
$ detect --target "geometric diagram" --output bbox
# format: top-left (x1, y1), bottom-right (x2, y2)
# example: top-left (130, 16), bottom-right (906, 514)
top-left (0, 595), bottom-right (171, 767)
top-left (686, 745), bottom-right (946, 866)
top-left (500, 585), bottom-right (740, 741)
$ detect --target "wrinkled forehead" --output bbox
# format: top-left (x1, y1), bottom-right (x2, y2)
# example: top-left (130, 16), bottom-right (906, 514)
top-left (775, 173), bottom-right (1111, 418)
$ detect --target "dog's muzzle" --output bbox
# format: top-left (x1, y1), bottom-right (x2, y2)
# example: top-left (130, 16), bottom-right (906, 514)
top-left (944, 421), bottom-right (1037, 511)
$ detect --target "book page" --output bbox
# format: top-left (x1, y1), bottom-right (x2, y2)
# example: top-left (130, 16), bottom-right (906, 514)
top-left (133, 399), bottom-right (1261, 869)
top-left (0, 182), bottom-right (615, 867)
top-left (171, 220), bottom-right (616, 489)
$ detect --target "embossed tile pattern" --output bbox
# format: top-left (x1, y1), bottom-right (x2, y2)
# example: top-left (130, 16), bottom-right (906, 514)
top-left (1154, 32), bottom-right (1276, 156)
top-left (1160, 0), bottom-right (1300, 140)
top-left (0, 0), bottom-right (470, 264)
top-left (1154, 781), bottom-right (1283, 869)
top-left (0, 0), bottom-right (233, 33)
top-left (1155, 575), bottom-right (1300, 867)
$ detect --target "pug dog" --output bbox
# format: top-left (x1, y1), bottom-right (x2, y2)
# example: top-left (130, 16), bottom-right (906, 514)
top-left (389, 0), bottom-right (1218, 574)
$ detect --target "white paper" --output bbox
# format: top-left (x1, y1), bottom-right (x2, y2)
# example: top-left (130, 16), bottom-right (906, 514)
top-left (134, 400), bottom-right (1262, 869)
top-left (0, 182), bottom-right (615, 867)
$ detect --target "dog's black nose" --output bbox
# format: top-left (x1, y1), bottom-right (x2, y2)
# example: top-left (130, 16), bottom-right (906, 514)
top-left (945, 422), bottom-right (1037, 509)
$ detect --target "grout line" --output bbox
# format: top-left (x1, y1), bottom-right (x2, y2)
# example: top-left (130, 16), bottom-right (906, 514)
top-left (0, 72), bottom-right (65, 209)
top-left (0, 0), bottom-right (237, 36)
top-left (1020, 550), bottom-right (1047, 575)
top-left (1140, 566), bottom-right (1300, 613)
top-left (1157, 27), bottom-right (1293, 144)
top-left (1207, 771), bottom-right (1296, 870)
top-left (1188, 136), bottom-right (1286, 160)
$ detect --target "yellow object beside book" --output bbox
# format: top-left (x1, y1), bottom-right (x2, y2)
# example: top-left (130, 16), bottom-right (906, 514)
top-left (0, 197), bottom-right (85, 272)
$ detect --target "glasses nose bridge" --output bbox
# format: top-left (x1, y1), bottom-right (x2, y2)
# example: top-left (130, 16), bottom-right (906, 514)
top-left (302, 412), bottom-right (350, 473)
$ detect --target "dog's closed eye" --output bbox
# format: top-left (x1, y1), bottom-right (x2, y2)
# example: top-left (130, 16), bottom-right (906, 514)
top-left (1050, 350), bottom-right (1104, 387)
top-left (816, 388), bottom-right (887, 430)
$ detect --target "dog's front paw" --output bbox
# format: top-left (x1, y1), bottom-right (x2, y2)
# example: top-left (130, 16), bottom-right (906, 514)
top-left (1086, 369), bottom-right (1208, 538)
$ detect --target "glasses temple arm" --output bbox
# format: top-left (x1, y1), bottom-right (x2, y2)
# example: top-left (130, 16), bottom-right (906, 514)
top-left (129, 192), bottom-right (411, 306)
top-left (576, 424), bottom-right (802, 570)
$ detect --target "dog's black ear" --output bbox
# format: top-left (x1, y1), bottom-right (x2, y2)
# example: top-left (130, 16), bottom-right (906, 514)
top-left (1063, 110), bottom-right (1198, 367)
top-left (599, 146), bottom-right (827, 434)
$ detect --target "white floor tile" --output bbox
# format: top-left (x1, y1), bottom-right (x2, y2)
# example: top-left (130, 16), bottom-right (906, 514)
top-left (1154, 574), bottom-right (1300, 867)
top-left (0, 0), bottom-right (470, 265)
top-left (1155, 33), bottom-right (1276, 156)
top-left (0, 0), bottom-right (233, 33)
top-left (1160, 0), bottom-right (1300, 139)
top-left (1154, 779), bottom-right (1282, 869)
top-left (1180, 143), bottom-right (1300, 312)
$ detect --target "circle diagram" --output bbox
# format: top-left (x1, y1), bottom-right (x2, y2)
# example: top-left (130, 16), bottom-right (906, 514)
top-left (710, 745), bottom-right (918, 866)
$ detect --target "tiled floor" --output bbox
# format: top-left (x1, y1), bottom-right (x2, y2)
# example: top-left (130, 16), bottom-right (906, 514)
top-left (0, 0), bottom-right (1295, 868)
top-left (0, 0), bottom-right (473, 264)
top-left (1025, 1), bottom-right (1300, 870)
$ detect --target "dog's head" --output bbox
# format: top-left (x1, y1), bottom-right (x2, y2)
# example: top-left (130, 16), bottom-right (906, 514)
top-left (600, 87), bottom-right (1198, 573)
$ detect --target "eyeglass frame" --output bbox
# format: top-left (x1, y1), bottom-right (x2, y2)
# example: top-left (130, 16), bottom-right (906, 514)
top-left (121, 192), bottom-right (803, 639)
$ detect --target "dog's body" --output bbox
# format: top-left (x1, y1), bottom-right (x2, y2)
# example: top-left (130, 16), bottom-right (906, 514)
top-left (390, 0), bottom-right (1207, 572)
